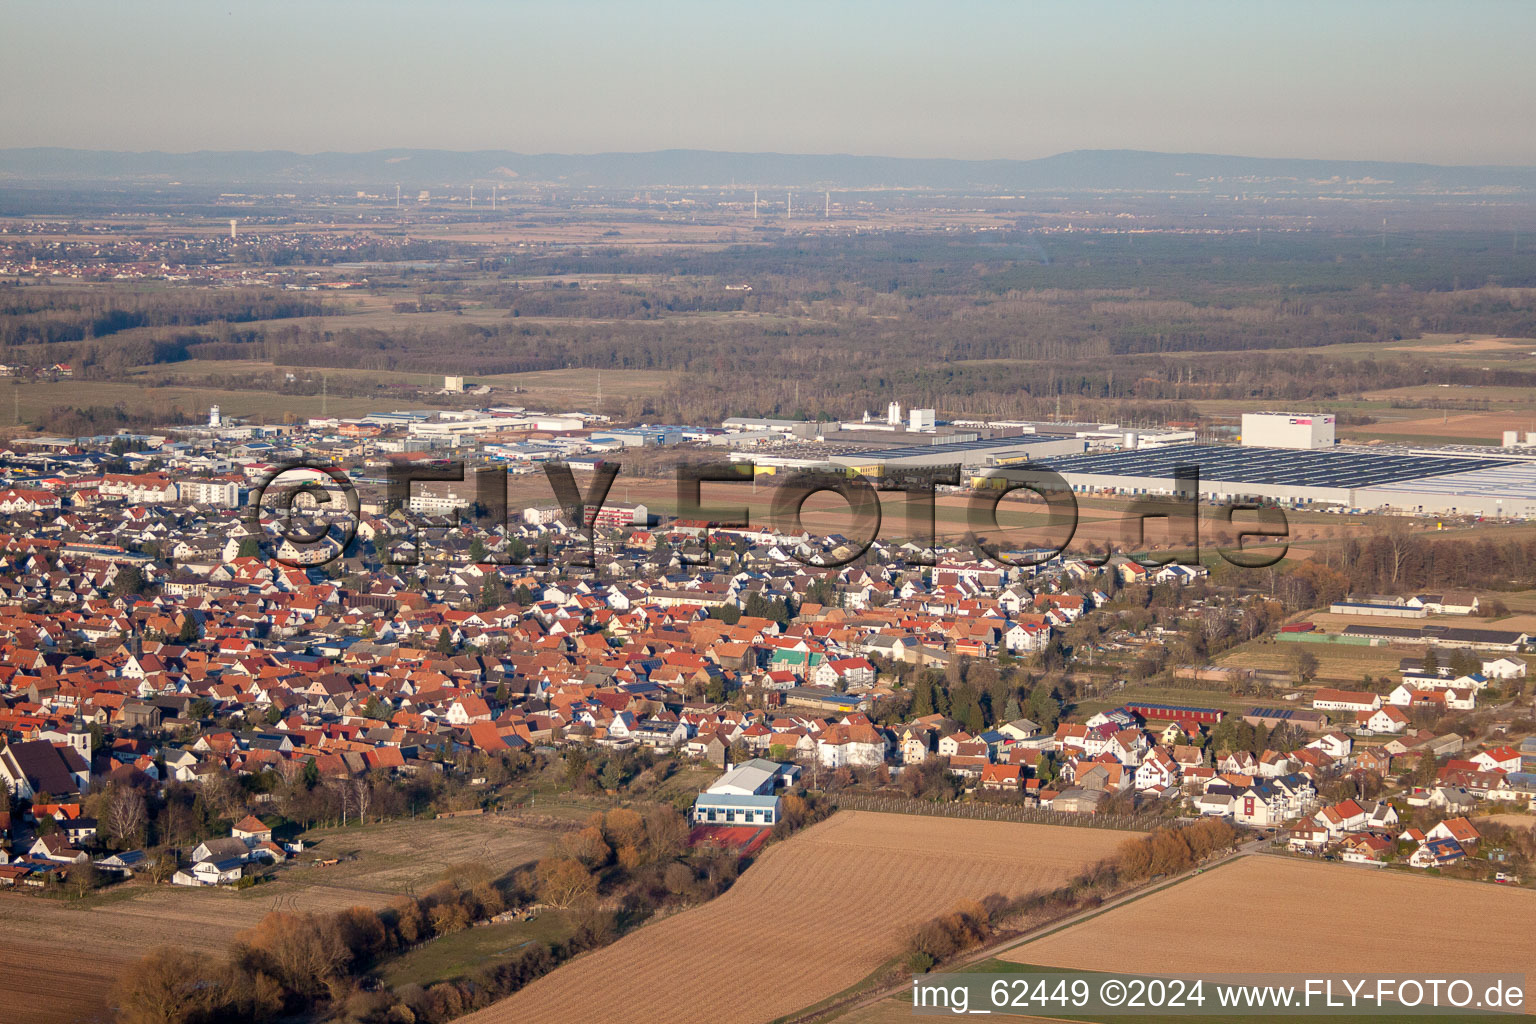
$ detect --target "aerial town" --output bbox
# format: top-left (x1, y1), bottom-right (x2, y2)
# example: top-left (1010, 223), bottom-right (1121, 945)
top-left (5, 239), bottom-right (1536, 1024)
top-left (2, 397), bottom-right (1533, 894)
top-left (7, 4), bottom-right (1536, 1023)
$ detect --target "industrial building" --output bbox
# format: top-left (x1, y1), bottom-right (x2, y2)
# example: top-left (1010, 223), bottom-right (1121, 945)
top-left (828, 434), bottom-right (1087, 477)
top-left (834, 427), bottom-right (981, 446)
top-left (1240, 412), bottom-right (1336, 449)
top-left (1011, 442), bottom-right (1536, 517)
top-left (1359, 461), bottom-right (1536, 517)
top-left (723, 405), bottom-right (1536, 517)
top-left (590, 425), bottom-right (687, 447)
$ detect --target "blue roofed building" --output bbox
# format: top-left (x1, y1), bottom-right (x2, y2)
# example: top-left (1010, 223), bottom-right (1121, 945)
top-left (690, 758), bottom-right (799, 827)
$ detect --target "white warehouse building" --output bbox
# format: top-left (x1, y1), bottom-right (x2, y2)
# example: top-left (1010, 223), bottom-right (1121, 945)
top-left (690, 758), bottom-right (800, 827)
top-left (1241, 412), bottom-right (1336, 450)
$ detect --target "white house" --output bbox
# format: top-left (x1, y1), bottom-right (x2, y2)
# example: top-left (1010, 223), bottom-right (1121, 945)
top-left (817, 722), bottom-right (887, 768)
top-left (813, 657), bottom-right (876, 690)
top-left (1364, 800), bottom-right (1399, 830)
top-left (231, 815), bottom-right (273, 846)
top-left (1004, 622), bottom-right (1049, 654)
top-left (1287, 818), bottom-right (1329, 852)
top-left (1134, 747), bottom-right (1179, 791)
top-left (1306, 732), bottom-right (1353, 761)
top-left (1340, 834), bottom-right (1393, 866)
top-left (937, 732), bottom-right (975, 759)
top-left (174, 857), bottom-right (244, 886)
top-left (1425, 816), bottom-right (1481, 848)
top-left (1192, 792), bottom-right (1235, 817)
top-left (631, 717), bottom-right (689, 749)
top-left (1471, 746), bottom-right (1522, 774)
top-left (1482, 657), bottom-right (1526, 680)
top-left (1364, 706), bottom-right (1410, 734)
top-left (1316, 799), bottom-right (1368, 838)
top-left (28, 834), bottom-right (88, 864)
top-left (444, 695), bottom-right (493, 726)
top-left (1232, 786), bottom-right (1284, 827)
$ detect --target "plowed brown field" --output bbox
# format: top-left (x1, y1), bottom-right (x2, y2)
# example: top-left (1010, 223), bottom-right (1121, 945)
top-left (461, 810), bottom-right (1130, 1024)
top-left (1004, 855), bottom-right (1536, 976)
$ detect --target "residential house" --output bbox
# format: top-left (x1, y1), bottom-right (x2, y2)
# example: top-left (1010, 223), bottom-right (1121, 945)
top-left (978, 763), bottom-right (1023, 792)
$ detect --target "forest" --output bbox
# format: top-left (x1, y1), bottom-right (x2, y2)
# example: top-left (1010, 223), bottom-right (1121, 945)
top-left (4, 229), bottom-right (1536, 424)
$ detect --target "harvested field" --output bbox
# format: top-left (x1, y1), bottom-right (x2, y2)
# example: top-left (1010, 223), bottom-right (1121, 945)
top-left (0, 814), bottom-right (555, 1024)
top-left (1002, 856), bottom-right (1536, 976)
top-left (1382, 335), bottom-right (1536, 355)
top-left (1216, 636), bottom-right (1408, 686)
top-left (461, 810), bottom-right (1129, 1024)
top-left (1475, 813), bottom-right (1536, 831)
top-left (1346, 411), bottom-right (1523, 442)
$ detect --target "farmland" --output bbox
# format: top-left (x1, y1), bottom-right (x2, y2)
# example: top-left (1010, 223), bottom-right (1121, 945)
top-left (0, 361), bottom-right (678, 430)
top-left (459, 810), bottom-right (1130, 1024)
top-left (1001, 856), bottom-right (1536, 977)
top-left (0, 814), bottom-right (555, 1024)
top-left (838, 856), bottom-right (1536, 1023)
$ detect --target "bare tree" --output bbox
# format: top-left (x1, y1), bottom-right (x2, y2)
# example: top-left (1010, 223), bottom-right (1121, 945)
top-left (200, 768), bottom-right (240, 819)
top-left (329, 780), bottom-right (351, 827)
top-left (67, 862), bottom-right (102, 899)
top-left (142, 848), bottom-right (178, 885)
top-left (352, 778), bottom-right (372, 825)
top-left (105, 787), bottom-right (148, 848)
top-left (1378, 518), bottom-right (1414, 586)
top-left (1198, 607), bottom-right (1231, 649)
top-left (534, 857), bottom-right (597, 909)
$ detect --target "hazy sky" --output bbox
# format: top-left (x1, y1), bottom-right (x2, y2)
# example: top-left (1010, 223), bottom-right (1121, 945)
top-left (6, 0), bottom-right (1535, 165)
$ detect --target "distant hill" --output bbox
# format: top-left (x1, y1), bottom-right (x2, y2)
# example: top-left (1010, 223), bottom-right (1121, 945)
top-left (2, 147), bottom-right (1535, 194)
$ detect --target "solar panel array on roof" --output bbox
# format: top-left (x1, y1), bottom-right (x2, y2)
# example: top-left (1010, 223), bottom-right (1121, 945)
top-left (1369, 461), bottom-right (1536, 499)
top-left (849, 435), bottom-right (1065, 462)
top-left (1035, 444), bottom-right (1508, 489)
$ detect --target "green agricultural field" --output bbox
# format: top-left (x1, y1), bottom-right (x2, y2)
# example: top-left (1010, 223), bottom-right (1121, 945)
top-left (379, 913), bottom-right (575, 989)
top-left (6, 378), bottom-right (382, 425)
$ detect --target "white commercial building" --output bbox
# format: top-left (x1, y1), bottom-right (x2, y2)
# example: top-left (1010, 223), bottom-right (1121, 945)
top-left (690, 758), bottom-right (799, 826)
top-left (1241, 412), bottom-right (1336, 450)
top-left (176, 479), bottom-right (244, 507)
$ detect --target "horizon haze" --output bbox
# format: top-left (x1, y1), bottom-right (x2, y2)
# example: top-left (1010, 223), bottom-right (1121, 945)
top-left (5, 1), bottom-right (1536, 165)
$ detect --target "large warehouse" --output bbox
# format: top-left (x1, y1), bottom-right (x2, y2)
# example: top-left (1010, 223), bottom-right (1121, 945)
top-left (1009, 442), bottom-right (1536, 517)
top-left (1240, 412), bottom-right (1336, 449)
top-left (828, 434), bottom-right (1087, 477)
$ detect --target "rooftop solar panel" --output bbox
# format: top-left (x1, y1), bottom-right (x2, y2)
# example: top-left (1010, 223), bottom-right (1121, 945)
top-left (1034, 444), bottom-right (1508, 489)
top-left (852, 435), bottom-right (1068, 461)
